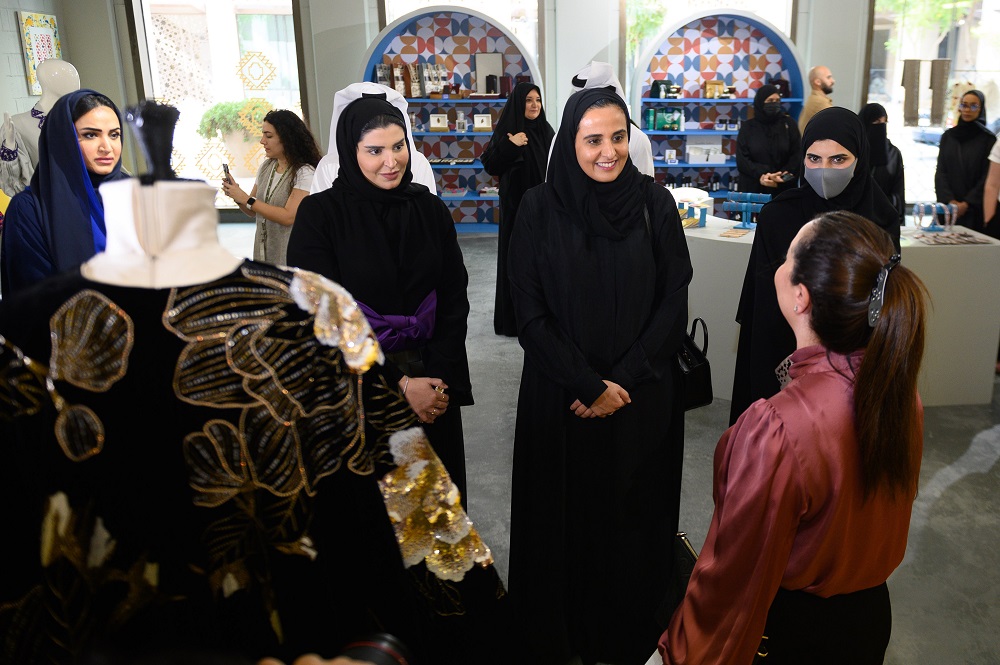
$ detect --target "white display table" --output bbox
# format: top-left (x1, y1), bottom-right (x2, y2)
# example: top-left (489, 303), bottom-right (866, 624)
top-left (684, 219), bottom-right (1000, 407)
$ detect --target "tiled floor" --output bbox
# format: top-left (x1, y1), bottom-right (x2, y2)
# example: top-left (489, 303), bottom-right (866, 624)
top-left (222, 222), bottom-right (1000, 664)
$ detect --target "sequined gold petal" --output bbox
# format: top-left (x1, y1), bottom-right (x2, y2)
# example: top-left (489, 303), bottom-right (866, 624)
top-left (175, 338), bottom-right (257, 408)
top-left (289, 269), bottom-right (383, 373)
top-left (0, 335), bottom-right (47, 419)
top-left (184, 419), bottom-right (251, 508)
top-left (48, 290), bottom-right (133, 392)
top-left (163, 275), bottom-right (293, 342)
top-left (296, 407), bottom-right (362, 494)
top-left (241, 406), bottom-right (305, 497)
top-left (54, 404), bottom-right (105, 461)
top-left (379, 428), bottom-right (494, 582)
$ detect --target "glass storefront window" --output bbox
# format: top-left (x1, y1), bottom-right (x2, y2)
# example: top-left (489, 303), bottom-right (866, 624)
top-left (136, 0), bottom-right (302, 206)
top-left (868, 0), bottom-right (1000, 206)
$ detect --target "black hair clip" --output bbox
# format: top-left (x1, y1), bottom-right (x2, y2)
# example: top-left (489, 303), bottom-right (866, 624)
top-left (867, 254), bottom-right (901, 328)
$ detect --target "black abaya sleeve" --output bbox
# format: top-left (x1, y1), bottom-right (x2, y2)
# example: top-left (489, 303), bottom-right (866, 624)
top-left (934, 133), bottom-right (956, 204)
top-left (481, 134), bottom-right (523, 177)
top-left (508, 190), bottom-right (608, 407)
top-left (609, 187), bottom-right (692, 390)
top-left (736, 123), bottom-right (772, 183)
top-left (286, 194), bottom-right (341, 280)
top-left (780, 120), bottom-right (802, 176)
top-left (421, 197), bottom-right (474, 405)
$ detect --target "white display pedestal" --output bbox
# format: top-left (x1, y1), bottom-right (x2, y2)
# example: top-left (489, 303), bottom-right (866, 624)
top-left (684, 216), bottom-right (754, 403)
top-left (899, 226), bottom-right (1000, 406)
top-left (685, 219), bottom-right (1000, 408)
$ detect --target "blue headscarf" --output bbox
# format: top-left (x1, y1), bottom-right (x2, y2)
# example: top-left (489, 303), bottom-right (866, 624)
top-left (30, 88), bottom-right (126, 260)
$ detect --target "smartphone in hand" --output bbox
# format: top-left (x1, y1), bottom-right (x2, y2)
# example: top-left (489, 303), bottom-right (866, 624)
top-left (779, 172), bottom-right (796, 182)
top-left (222, 163), bottom-right (232, 183)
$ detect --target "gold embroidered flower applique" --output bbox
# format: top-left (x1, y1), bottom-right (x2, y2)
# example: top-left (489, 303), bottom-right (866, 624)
top-left (0, 290), bottom-right (134, 462)
top-left (379, 428), bottom-right (493, 583)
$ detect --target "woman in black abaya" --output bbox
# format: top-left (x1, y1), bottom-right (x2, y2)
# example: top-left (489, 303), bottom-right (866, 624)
top-left (481, 82), bottom-right (554, 336)
top-left (506, 87), bottom-right (692, 665)
top-left (859, 102), bottom-right (906, 225)
top-left (934, 89), bottom-right (996, 234)
top-left (730, 106), bottom-right (900, 424)
top-left (736, 84), bottom-right (801, 194)
top-left (286, 96), bottom-right (473, 497)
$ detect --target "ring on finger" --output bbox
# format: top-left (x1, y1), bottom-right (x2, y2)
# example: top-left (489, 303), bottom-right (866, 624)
top-left (430, 408), bottom-right (436, 415)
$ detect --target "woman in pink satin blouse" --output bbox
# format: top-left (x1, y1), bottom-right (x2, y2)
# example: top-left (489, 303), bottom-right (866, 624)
top-left (659, 211), bottom-right (928, 665)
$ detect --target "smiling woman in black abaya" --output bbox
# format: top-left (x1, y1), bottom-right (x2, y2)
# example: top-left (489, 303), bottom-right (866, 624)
top-left (286, 95), bottom-right (473, 498)
top-left (730, 106), bottom-right (900, 424)
top-left (481, 82), bottom-right (555, 337)
top-left (506, 87), bottom-right (692, 665)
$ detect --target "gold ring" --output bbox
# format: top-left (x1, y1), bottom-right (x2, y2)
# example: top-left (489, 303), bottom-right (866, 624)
top-left (430, 408), bottom-right (436, 415)
top-left (434, 385), bottom-right (445, 394)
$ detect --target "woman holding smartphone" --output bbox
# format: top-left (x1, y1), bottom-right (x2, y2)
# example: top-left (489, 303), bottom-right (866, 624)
top-left (222, 109), bottom-right (321, 265)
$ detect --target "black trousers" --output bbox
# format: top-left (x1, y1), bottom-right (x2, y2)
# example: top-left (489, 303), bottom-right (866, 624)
top-left (756, 583), bottom-right (891, 665)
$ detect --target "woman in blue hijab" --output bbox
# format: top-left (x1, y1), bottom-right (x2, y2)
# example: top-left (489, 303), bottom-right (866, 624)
top-left (1, 89), bottom-right (126, 296)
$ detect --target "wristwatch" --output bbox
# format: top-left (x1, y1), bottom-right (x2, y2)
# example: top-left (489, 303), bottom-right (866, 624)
top-left (245, 197), bottom-right (256, 210)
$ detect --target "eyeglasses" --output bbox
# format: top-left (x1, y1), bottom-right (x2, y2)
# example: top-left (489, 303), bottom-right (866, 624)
top-left (959, 103), bottom-right (981, 111)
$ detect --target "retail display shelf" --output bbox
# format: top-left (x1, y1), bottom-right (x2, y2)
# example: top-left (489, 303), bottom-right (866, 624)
top-left (412, 131), bottom-right (492, 137)
top-left (403, 97), bottom-right (502, 104)
top-left (646, 129), bottom-right (739, 136)
top-left (641, 97), bottom-right (803, 103)
top-left (653, 159), bottom-right (737, 168)
top-left (439, 193), bottom-right (500, 201)
top-left (429, 160), bottom-right (484, 169)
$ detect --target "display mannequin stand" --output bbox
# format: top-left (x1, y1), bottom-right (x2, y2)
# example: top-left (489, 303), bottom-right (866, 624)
top-left (0, 59), bottom-right (81, 194)
top-left (81, 101), bottom-right (242, 288)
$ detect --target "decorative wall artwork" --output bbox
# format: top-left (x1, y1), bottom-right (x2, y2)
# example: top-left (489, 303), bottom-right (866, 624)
top-left (17, 12), bottom-right (62, 95)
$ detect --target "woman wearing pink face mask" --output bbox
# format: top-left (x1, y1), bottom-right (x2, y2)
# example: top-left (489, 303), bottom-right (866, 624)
top-left (730, 107), bottom-right (900, 424)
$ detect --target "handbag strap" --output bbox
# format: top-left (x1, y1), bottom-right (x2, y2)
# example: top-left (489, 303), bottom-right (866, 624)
top-left (689, 317), bottom-right (709, 355)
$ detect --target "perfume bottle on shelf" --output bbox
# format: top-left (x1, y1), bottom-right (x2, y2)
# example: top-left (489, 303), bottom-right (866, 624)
top-left (455, 111), bottom-right (468, 133)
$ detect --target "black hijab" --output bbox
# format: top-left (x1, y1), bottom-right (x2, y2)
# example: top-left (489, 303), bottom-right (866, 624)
top-left (482, 82), bottom-right (552, 184)
top-left (31, 89), bottom-right (126, 259)
top-left (545, 87), bottom-right (648, 239)
top-left (331, 96), bottom-right (422, 203)
top-left (751, 84), bottom-right (794, 166)
top-left (775, 106), bottom-right (893, 226)
top-left (858, 103), bottom-right (889, 168)
top-left (951, 89), bottom-right (992, 142)
top-left (752, 84), bottom-right (782, 125)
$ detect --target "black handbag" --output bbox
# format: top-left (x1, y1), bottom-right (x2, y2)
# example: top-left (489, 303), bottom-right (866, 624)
top-left (677, 317), bottom-right (713, 411)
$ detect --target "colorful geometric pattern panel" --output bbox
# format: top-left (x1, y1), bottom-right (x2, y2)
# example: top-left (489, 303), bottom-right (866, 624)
top-left (642, 16), bottom-right (793, 98)
top-left (380, 12), bottom-right (531, 89)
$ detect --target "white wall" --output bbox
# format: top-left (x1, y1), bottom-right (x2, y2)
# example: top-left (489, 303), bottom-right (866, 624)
top-left (296, 0), bottom-right (382, 151)
top-left (547, 0), bottom-right (620, 126)
top-left (0, 0), bottom-right (62, 116)
top-left (793, 0), bottom-right (873, 113)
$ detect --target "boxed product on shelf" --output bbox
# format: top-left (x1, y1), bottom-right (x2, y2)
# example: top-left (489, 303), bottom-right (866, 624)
top-left (685, 135), bottom-right (726, 164)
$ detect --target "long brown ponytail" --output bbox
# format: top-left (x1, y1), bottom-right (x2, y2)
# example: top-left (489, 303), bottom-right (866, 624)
top-left (791, 211), bottom-right (927, 500)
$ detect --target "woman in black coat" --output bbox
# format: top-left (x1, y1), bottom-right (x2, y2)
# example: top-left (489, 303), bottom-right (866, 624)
top-left (859, 103), bottom-right (905, 226)
top-left (481, 82), bottom-right (554, 336)
top-left (934, 90), bottom-right (997, 233)
top-left (735, 84), bottom-right (801, 194)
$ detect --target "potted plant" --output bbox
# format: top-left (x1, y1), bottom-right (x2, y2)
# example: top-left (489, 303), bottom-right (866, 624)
top-left (197, 100), bottom-right (269, 177)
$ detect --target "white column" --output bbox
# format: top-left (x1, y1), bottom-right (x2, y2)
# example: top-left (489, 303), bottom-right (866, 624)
top-left (794, 0), bottom-right (873, 113)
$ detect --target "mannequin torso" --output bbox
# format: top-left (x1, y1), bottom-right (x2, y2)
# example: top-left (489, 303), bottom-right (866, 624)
top-left (1, 59), bottom-right (81, 193)
top-left (81, 179), bottom-right (243, 289)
